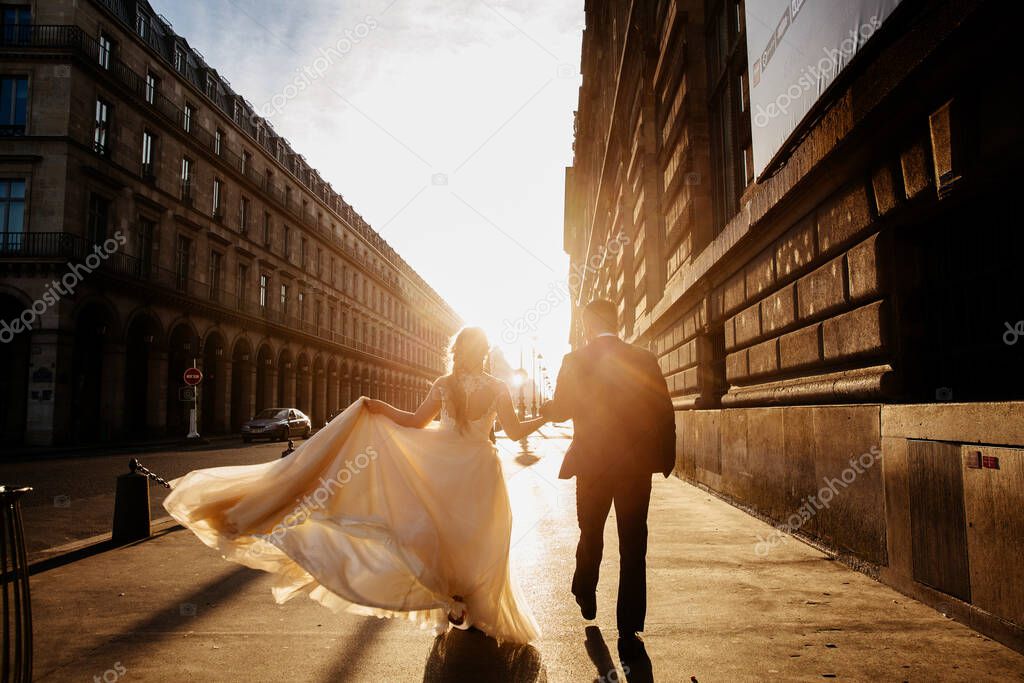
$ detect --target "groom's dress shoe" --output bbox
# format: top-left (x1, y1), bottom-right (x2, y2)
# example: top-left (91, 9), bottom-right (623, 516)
top-left (617, 632), bottom-right (646, 660)
top-left (576, 594), bottom-right (597, 620)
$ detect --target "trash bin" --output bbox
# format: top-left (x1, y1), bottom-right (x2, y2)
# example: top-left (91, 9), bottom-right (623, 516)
top-left (0, 484), bottom-right (32, 683)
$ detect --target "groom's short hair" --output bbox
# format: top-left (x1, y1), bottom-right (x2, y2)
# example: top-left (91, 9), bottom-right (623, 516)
top-left (582, 299), bottom-right (617, 332)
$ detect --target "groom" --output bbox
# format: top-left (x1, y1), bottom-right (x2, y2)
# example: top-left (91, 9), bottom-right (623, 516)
top-left (541, 299), bottom-right (676, 640)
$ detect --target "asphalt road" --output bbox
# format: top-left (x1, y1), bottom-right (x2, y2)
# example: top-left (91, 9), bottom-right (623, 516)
top-left (0, 437), bottom-right (296, 558)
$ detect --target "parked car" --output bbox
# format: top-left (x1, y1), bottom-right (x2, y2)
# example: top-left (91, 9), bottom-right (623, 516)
top-left (241, 408), bottom-right (311, 443)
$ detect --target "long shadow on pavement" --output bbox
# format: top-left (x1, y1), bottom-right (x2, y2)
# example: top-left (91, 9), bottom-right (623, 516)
top-left (319, 617), bottom-right (389, 681)
top-left (585, 625), bottom-right (654, 683)
top-left (35, 565), bottom-right (263, 679)
top-left (422, 628), bottom-right (547, 682)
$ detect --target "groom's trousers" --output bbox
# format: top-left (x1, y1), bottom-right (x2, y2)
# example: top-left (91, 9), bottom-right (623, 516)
top-left (572, 469), bottom-right (653, 633)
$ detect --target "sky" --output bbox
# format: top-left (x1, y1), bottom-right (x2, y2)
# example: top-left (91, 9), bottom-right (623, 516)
top-left (150, 0), bottom-right (584, 386)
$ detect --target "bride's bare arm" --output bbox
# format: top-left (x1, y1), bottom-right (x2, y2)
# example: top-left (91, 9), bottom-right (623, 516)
top-left (494, 386), bottom-right (547, 441)
top-left (365, 382), bottom-right (441, 429)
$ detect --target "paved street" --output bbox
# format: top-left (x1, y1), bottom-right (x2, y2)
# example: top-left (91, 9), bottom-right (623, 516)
top-left (0, 438), bottom-right (295, 559)
top-left (26, 430), bottom-right (1024, 681)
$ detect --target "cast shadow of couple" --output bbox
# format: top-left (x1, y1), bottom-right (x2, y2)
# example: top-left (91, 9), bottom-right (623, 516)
top-left (422, 625), bottom-right (653, 682)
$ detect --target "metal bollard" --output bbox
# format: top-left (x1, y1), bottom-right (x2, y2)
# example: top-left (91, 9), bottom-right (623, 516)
top-left (111, 459), bottom-right (171, 544)
top-left (0, 484), bottom-right (33, 683)
top-left (112, 471), bottom-right (150, 544)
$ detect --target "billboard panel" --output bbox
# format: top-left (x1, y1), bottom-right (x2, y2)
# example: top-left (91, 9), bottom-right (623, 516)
top-left (745, 0), bottom-right (904, 178)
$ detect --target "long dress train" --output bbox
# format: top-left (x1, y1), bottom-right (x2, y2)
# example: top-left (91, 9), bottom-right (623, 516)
top-left (162, 388), bottom-right (540, 644)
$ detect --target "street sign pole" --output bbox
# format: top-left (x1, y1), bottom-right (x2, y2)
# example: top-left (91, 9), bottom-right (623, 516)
top-left (187, 390), bottom-right (200, 439)
top-left (184, 361), bottom-right (203, 440)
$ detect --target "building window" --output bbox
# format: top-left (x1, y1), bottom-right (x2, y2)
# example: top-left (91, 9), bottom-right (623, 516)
top-left (208, 249), bottom-right (223, 301)
top-left (0, 76), bottom-right (28, 135)
top-left (237, 263), bottom-right (249, 305)
top-left (98, 33), bottom-right (114, 70)
top-left (298, 291), bottom-right (305, 321)
top-left (706, 0), bottom-right (752, 234)
top-left (280, 283), bottom-right (288, 309)
top-left (1, 7), bottom-right (32, 44)
top-left (174, 46), bottom-right (186, 73)
top-left (212, 178), bottom-right (223, 217)
top-left (87, 193), bottom-right (110, 244)
top-left (262, 211), bottom-right (271, 245)
top-left (141, 130), bottom-right (155, 177)
top-left (301, 237), bottom-right (308, 268)
top-left (208, 250), bottom-right (223, 301)
top-left (259, 273), bottom-right (269, 308)
top-left (180, 157), bottom-right (193, 200)
top-left (0, 179), bottom-right (26, 248)
top-left (241, 150), bottom-right (251, 175)
top-left (175, 235), bottom-right (192, 290)
top-left (144, 71), bottom-right (158, 105)
top-left (283, 225), bottom-right (291, 259)
top-left (214, 128), bottom-right (223, 156)
top-left (138, 218), bottom-right (155, 275)
top-left (135, 10), bottom-right (149, 40)
top-left (239, 196), bottom-right (250, 234)
top-left (182, 103), bottom-right (194, 133)
top-left (93, 98), bottom-right (110, 155)
top-left (205, 73), bottom-right (217, 99)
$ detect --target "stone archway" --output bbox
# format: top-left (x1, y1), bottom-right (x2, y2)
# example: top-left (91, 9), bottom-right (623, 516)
top-left (231, 337), bottom-right (254, 431)
top-left (311, 355), bottom-right (326, 427)
top-left (0, 293), bottom-right (30, 445)
top-left (255, 344), bottom-right (275, 412)
top-left (277, 348), bottom-right (294, 408)
top-left (166, 322), bottom-right (200, 436)
top-left (124, 312), bottom-right (163, 436)
top-left (201, 330), bottom-right (227, 434)
top-left (296, 353), bottom-right (312, 415)
top-left (70, 302), bottom-right (116, 442)
top-left (326, 357), bottom-right (339, 420)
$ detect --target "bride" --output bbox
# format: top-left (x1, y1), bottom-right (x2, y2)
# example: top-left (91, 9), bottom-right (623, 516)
top-left (163, 326), bottom-right (547, 643)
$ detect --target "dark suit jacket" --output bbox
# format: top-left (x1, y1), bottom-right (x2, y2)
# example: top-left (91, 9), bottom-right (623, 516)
top-left (545, 335), bottom-right (676, 480)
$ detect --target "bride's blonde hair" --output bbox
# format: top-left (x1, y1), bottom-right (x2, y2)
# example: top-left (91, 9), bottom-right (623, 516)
top-left (447, 327), bottom-right (490, 434)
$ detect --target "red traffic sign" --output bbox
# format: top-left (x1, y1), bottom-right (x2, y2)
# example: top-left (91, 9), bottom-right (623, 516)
top-left (183, 367), bottom-right (203, 386)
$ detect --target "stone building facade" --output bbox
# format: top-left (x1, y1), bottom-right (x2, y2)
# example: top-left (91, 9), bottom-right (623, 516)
top-left (565, 0), bottom-right (1023, 648)
top-left (0, 0), bottom-right (460, 447)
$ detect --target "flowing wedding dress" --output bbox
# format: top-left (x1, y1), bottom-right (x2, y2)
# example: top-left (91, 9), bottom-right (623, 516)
top-left (163, 374), bottom-right (541, 643)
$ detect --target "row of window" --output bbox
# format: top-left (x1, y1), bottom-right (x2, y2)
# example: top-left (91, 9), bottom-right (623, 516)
top-left (87, 94), bottom-right (451, 342)
top-left (1, 11), bottom-right (451, 345)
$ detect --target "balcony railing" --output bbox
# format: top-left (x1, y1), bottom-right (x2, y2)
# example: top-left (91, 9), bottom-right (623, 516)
top-left (0, 231), bottom-right (84, 258)
top-left (0, 232), bottom-right (427, 370)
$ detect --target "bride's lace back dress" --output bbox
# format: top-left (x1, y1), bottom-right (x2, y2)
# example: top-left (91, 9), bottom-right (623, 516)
top-left (438, 371), bottom-right (501, 440)
top-left (163, 372), bottom-right (540, 644)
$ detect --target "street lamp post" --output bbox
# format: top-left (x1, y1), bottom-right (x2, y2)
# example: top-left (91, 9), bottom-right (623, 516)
top-left (537, 353), bottom-right (545, 405)
top-left (513, 368), bottom-right (527, 421)
top-left (530, 345), bottom-right (538, 417)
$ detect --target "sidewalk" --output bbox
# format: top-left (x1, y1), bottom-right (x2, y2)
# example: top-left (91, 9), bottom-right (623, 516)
top-left (30, 434), bottom-right (1024, 682)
